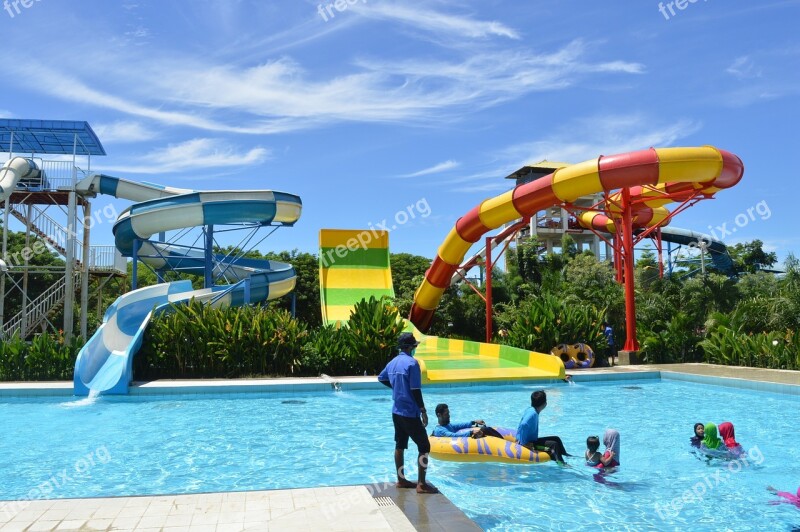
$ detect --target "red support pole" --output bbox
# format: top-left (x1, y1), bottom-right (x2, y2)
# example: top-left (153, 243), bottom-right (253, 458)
top-left (620, 188), bottom-right (639, 351)
top-left (485, 236), bottom-right (493, 344)
top-left (656, 227), bottom-right (664, 279)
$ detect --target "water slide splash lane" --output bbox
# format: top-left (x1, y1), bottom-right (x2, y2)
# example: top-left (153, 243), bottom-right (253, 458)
top-left (73, 174), bottom-right (301, 395)
top-left (318, 229), bottom-right (564, 383)
top-left (319, 229), bottom-right (394, 325)
top-left (410, 146), bottom-right (744, 332)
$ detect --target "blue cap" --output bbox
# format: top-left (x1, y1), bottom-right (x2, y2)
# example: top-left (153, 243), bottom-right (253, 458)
top-left (398, 332), bottom-right (419, 348)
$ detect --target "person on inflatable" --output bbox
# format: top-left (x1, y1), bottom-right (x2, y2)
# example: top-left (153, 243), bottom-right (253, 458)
top-left (767, 486), bottom-right (800, 507)
top-left (515, 390), bottom-right (571, 463)
top-left (718, 421), bottom-right (745, 457)
top-left (594, 429), bottom-right (620, 469)
top-left (690, 422), bottom-right (705, 448)
top-left (432, 404), bottom-right (499, 438)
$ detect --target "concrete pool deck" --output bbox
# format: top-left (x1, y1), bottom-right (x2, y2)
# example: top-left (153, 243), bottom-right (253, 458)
top-left (0, 363), bottom-right (796, 531)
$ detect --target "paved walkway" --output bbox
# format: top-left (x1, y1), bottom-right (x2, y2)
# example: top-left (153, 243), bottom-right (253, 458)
top-left (0, 486), bottom-right (421, 532)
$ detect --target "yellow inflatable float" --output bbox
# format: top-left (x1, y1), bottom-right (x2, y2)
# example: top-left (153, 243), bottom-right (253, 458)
top-left (550, 343), bottom-right (595, 369)
top-left (429, 427), bottom-right (551, 464)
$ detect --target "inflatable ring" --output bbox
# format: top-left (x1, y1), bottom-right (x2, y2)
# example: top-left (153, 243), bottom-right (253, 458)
top-left (550, 344), bottom-right (576, 369)
top-left (567, 343), bottom-right (595, 368)
top-left (429, 427), bottom-right (551, 464)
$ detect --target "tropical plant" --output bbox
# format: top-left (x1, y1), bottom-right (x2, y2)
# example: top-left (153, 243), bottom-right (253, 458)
top-left (503, 293), bottom-right (606, 353)
top-left (343, 296), bottom-right (406, 375)
top-left (0, 331), bottom-right (82, 381)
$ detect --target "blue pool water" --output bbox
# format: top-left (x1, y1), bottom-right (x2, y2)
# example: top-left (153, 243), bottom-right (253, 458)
top-left (0, 379), bottom-right (798, 530)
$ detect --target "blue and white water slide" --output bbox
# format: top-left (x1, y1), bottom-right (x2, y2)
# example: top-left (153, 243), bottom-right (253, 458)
top-left (73, 174), bottom-right (302, 395)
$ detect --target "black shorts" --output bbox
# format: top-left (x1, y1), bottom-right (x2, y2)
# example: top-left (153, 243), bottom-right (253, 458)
top-left (392, 413), bottom-right (431, 454)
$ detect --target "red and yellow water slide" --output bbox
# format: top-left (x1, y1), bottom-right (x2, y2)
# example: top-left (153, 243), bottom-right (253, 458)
top-left (319, 229), bottom-right (564, 382)
top-left (410, 147), bottom-right (744, 337)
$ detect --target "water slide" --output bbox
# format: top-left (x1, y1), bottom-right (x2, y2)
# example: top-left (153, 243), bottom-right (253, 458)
top-left (73, 174), bottom-right (301, 395)
top-left (0, 157), bottom-right (39, 202)
top-left (655, 226), bottom-right (734, 274)
top-left (318, 229), bottom-right (564, 383)
top-left (411, 146), bottom-right (744, 331)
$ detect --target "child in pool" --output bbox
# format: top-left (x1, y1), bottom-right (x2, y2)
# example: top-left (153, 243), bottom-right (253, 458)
top-left (594, 429), bottom-right (620, 469)
top-left (718, 421), bottom-right (745, 457)
top-left (585, 435), bottom-right (602, 466)
top-left (690, 422), bottom-right (704, 448)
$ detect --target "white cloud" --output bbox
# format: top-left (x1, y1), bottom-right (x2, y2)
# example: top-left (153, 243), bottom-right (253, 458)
top-left (448, 115), bottom-right (701, 193)
top-left (500, 115), bottom-right (701, 169)
top-left (726, 56), bottom-right (762, 79)
top-left (11, 39), bottom-right (642, 134)
top-left (99, 138), bottom-right (270, 174)
top-left (93, 121), bottom-right (156, 143)
top-left (359, 4), bottom-right (520, 39)
top-left (398, 160), bottom-right (460, 178)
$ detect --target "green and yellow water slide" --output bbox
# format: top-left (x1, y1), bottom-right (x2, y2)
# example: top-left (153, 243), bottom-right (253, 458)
top-left (319, 229), bottom-right (564, 383)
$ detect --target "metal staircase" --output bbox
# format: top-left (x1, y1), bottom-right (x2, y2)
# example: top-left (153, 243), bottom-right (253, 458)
top-left (1, 272), bottom-right (80, 338)
top-left (7, 203), bottom-right (82, 263)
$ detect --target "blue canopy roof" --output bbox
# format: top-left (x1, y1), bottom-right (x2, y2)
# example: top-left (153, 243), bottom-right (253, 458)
top-left (0, 119), bottom-right (106, 156)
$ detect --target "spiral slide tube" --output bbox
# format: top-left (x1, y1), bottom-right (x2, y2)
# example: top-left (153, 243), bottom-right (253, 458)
top-left (411, 147), bottom-right (744, 331)
top-left (73, 174), bottom-right (301, 395)
top-left (318, 229), bottom-right (565, 383)
top-left (0, 157), bottom-right (39, 202)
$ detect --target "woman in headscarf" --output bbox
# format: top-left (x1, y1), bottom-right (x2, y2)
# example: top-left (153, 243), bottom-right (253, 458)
top-left (594, 428), bottom-right (620, 469)
top-left (701, 423), bottom-right (723, 451)
top-left (718, 422), bottom-right (744, 456)
top-left (690, 423), bottom-right (704, 448)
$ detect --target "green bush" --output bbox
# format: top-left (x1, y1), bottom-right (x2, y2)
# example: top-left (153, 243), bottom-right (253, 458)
top-left (503, 293), bottom-right (606, 353)
top-left (137, 295), bottom-right (405, 379)
top-left (699, 326), bottom-right (800, 370)
top-left (343, 296), bottom-right (406, 375)
top-left (137, 299), bottom-right (309, 379)
top-left (0, 332), bottom-right (81, 381)
top-left (639, 312), bottom-right (702, 363)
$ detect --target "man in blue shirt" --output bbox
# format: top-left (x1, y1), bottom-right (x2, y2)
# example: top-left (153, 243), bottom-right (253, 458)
top-left (378, 332), bottom-right (438, 494)
top-left (432, 404), bottom-right (485, 437)
top-left (516, 390), bottom-right (571, 463)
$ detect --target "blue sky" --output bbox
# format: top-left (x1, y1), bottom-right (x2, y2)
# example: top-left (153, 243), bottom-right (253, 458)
top-left (2, 0), bottom-right (799, 264)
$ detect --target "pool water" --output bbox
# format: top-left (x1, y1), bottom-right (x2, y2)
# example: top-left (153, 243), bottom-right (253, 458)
top-left (0, 380), bottom-right (798, 530)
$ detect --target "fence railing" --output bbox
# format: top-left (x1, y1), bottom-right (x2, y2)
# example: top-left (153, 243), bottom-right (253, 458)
top-left (88, 246), bottom-right (127, 274)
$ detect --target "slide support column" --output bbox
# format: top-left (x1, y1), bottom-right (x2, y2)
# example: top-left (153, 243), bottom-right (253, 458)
top-left (485, 235), bottom-right (493, 343)
top-left (204, 225), bottom-right (214, 289)
top-left (132, 239), bottom-right (140, 290)
top-left (620, 188), bottom-right (639, 351)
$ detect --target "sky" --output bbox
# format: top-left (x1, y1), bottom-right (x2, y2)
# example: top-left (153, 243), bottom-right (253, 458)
top-left (2, 0), bottom-right (799, 265)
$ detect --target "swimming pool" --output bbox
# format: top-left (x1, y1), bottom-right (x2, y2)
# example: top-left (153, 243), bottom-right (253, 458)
top-left (0, 378), bottom-right (798, 530)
